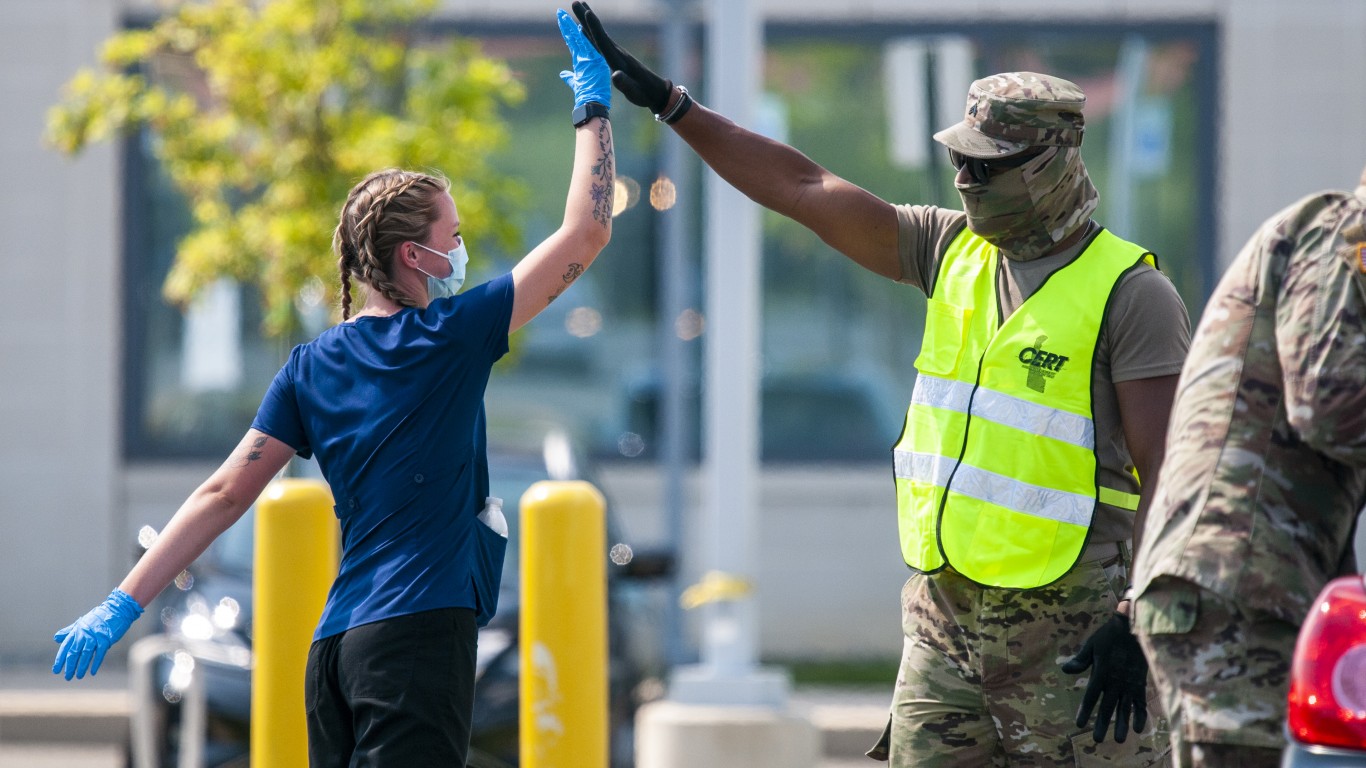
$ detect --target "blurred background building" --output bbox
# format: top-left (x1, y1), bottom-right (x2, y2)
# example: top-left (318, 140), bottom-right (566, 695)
top-left (4, 0), bottom-right (1365, 669)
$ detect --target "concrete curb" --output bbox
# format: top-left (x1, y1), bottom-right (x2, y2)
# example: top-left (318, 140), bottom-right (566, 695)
top-left (0, 690), bottom-right (130, 744)
top-left (795, 694), bottom-right (887, 759)
top-left (0, 681), bottom-right (889, 759)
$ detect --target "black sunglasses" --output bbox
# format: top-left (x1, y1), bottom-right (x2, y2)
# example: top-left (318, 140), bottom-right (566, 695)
top-left (948, 147), bottom-right (1048, 185)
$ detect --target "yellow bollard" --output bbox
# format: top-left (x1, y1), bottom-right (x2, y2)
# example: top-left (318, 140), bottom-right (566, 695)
top-left (252, 478), bottom-right (338, 768)
top-left (520, 480), bottom-right (608, 768)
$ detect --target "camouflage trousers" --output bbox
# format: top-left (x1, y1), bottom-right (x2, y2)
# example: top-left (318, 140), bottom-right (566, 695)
top-left (1133, 577), bottom-right (1294, 768)
top-left (887, 549), bottom-right (1170, 767)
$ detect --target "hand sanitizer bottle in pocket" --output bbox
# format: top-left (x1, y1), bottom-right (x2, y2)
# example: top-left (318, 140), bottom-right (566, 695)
top-left (477, 496), bottom-right (507, 537)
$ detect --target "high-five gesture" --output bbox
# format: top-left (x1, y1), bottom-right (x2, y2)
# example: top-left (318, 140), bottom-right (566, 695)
top-left (569, 0), bottom-right (897, 277)
top-left (572, 1), bottom-right (674, 115)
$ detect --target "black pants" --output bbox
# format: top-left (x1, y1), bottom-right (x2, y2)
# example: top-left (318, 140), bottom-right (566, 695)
top-left (305, 608), bottom-right (478, 767)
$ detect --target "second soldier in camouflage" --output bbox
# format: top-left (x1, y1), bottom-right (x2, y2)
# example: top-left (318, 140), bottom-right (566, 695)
top-left (1132, 164), bottom-right (1366, 767)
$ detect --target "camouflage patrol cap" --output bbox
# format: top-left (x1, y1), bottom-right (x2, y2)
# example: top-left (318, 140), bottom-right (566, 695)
top-left (933, 72), bottom-right (1086, 158)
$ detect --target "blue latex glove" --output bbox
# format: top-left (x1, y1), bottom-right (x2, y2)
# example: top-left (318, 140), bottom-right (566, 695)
top-left (557, 8), bottom-right (611, 109)
top-left (52, 589), bottom-right (144, 680)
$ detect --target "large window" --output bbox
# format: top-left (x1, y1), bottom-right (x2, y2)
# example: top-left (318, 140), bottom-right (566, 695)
top-left (122, 16), bottom-right (1217, 464)
top-left (122, 129), bottom-right (296, 459)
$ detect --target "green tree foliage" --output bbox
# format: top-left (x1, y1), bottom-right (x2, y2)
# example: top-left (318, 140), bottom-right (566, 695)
top-left (47, 0), bottom-right (526, 335)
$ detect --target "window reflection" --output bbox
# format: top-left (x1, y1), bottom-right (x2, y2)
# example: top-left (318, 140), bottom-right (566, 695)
top-left (123, 129), bottom-right (285, 459)
top-left (123, 20), bottom-right (1214, 464)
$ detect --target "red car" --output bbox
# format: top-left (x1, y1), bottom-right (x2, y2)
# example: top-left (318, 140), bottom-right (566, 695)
top-left (1283, 574), bottom-right (1366, 765)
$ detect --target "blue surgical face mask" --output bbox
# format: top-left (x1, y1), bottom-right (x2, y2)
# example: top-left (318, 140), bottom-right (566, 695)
top-left (413, 240), bottom-right (469, 299)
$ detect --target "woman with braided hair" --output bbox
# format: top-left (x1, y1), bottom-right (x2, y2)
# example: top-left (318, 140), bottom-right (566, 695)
top-left (51, 10), bottom-right (613, 765)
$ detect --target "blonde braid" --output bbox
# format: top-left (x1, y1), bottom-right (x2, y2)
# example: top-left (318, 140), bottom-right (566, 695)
top-left (336, 241), bottom-right (357, 320)
top-left (332, 169), bottom-right (451, 317)
top-left (354, 175), bottom-right (427, 309)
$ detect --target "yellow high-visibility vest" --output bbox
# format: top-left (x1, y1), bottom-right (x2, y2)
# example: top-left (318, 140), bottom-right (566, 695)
top-left (893, 226), bottom-right (1153, 588)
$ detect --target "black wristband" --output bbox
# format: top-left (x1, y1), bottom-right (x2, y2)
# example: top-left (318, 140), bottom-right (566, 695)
top-left (655, 86), bottom-right (693, 125)
top-left (572, 101), bottom-right (610, 128)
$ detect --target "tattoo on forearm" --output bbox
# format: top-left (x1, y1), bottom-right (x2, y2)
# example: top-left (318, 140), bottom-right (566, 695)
top-left (548, 263), bottom-right (586, 304)
top-left (590, 153), bottom-right (614, 181)
top-left (590, 120), bottom-right (615, 227)
top-left (597, 120), bottom-right (612, 153)
top-left (230, 436), bottom-right (269, 468)
top-left (591, 182), bottom-right (611, 226)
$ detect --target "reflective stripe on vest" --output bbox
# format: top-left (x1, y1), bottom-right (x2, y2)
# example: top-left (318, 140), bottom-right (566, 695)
top-left (893, 227), bottom-right (1153, 588)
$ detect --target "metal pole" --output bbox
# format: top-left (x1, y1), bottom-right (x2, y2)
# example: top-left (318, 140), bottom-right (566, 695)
top-left (177, 658), bottom-right (206, 768)
top-left (700, 0), bottom-right (761, 681)
top-left (667, 0), bottom-right (787, 708)
top-left (923, 45), bottom-right (944, 208)
top-left (128, 635), bottom-right (169, 768)
top-left (656, 0), bottom-right (697, 670)
top-left (1108, 35), bottom-right (1148, 238)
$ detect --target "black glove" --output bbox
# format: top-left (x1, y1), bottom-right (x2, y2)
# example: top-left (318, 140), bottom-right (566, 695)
top-left (1060, 612), bottom-right (1149, 743)
top-left (571, 1), bottom-right (673, 114)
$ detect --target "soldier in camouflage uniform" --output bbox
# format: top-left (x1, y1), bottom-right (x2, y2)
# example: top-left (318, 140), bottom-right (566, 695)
top-left (1131, 165), bottom-right (1366, 768)
top-left (570, 5), bottom-right (1189, 766)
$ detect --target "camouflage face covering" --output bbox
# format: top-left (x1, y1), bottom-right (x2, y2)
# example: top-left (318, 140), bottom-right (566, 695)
top-left (956, 145), bottom-right (1098, 260)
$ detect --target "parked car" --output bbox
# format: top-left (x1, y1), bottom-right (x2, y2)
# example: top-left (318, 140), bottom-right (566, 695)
top-left (1282, 573), bottom-right (1366, 766)
top-left (616, 371), bottom-right (901, 463)
top-left (126, 428), bottom-right (674, 768)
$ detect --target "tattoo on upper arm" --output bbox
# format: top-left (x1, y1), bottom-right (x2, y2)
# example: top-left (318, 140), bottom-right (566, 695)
top-left (547, 263), bottom-right (586, 304)
top-left (230, 435), bottom-right (270, 469)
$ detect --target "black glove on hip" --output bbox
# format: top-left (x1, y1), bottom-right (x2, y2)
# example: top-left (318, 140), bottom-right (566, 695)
top-left (1060, 612), bottom-right (1149, 743)
top-left (572, 1), bottom-right (674, 114)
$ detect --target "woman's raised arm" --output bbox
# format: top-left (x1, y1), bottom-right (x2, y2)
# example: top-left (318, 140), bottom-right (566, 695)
top-left (509, 10), bottom-right (615, 333)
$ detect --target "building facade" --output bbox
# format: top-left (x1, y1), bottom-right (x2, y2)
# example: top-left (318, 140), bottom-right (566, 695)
top-left (3, 0), bottom-right (1364, 664)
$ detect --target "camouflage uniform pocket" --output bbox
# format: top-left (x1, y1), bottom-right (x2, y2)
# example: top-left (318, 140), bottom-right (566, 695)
top-left (1098, 553), bottom-right (1128, 604)
top-left (1133, 578), bottom-right (1199, 636)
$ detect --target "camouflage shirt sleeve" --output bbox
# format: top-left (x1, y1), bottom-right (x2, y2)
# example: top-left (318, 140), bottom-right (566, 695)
top-left (1273, 187), bottom-right (1366, 466)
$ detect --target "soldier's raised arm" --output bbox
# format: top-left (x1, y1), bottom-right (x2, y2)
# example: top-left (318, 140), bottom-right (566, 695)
top-left (571, 1), bottom-right (901, 280)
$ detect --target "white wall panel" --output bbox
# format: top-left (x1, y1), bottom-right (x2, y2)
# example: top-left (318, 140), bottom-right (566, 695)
top-left (0, 0), bottom-right (120, 663)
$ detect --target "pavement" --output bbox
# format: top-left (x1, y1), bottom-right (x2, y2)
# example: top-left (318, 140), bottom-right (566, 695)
top-left (0, 667), bottom-right (131, 746)
top-left (0, 663), bottom-right (889, 765)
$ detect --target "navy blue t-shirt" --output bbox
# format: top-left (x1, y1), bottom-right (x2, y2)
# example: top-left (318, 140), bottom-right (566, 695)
top-left (251, 274), bottom-right (514, 640)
